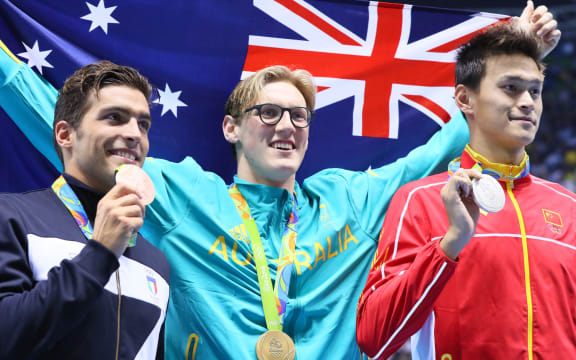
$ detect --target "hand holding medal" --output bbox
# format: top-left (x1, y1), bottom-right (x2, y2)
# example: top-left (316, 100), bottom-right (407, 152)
top-left (115, 164), bottom-right (155, 205)
top-left (440, 168), bottom-right (503, 260)
top-left (114, 164), bottom-right (156, 248)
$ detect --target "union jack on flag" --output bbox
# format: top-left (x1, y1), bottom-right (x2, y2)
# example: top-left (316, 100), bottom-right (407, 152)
top-left (0, 0), bottom-right (507, 192)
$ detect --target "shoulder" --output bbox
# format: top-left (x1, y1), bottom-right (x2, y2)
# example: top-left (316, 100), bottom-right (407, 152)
top-left (0, 188), bottom-right (85, 242)
top-left (302, 167), bottom-right (383, 190)
top-left (529, 175), bottom-right (576, 202)
top-left (300, 167), bottom-right (353, 193)
top-left (144, 156), bottom-right (226, 188)
top-left (0, 189), bottom-right (68, 247)
top-left (396, 172), bottom-right (447, 197)
top-left (305, 167), bottom-right (354, 181)
top-left (381, 173), bottom-right (447, 217)
top-left (0, 189), bottom-right (56, 215)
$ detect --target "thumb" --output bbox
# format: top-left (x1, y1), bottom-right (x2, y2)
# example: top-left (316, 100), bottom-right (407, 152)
top-left (519, 0), bottom-right (535, 23)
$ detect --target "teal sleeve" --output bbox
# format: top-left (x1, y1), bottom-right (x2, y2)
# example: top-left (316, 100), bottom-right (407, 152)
top-left (0, 41), bottom-right (61, 171)
top-left (141, 156), bottom-right (206, 247)
top-left (359, 112), bottom-right (468, 237)
top-left (309, 113), bottom-right (469, 241)
top-left (370, 112), bottom-right (469, 182)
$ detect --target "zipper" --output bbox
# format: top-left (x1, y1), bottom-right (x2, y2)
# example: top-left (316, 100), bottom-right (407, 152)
top-left (506, 181), bottom-right (533, 359)
top-left (115, 270), bottom-right (122, 360)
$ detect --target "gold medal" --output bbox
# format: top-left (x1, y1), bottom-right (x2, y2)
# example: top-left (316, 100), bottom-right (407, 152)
top-left (255, 330), bottom-right (295, 360)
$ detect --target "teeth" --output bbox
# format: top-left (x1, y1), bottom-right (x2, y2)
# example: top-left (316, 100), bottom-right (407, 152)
top-left (274, 143), bottom-right (292, 150)
top-left (114, 151), bottom-right (136, 161)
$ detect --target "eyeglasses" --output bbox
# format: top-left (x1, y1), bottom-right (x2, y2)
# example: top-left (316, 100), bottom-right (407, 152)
top-left (244, 103), bottom-right (314, 128)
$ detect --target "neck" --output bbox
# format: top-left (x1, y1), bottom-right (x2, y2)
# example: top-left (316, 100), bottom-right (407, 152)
top-left (64, 168), bottom-right (112, 193)
top-left (62, 174), bottom-right (105, 224)
top-left (469, 139), bottom-right (525, 165)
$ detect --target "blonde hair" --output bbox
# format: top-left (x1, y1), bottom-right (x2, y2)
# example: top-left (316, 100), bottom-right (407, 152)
top-left (225, 65), bottom-right (316, 121)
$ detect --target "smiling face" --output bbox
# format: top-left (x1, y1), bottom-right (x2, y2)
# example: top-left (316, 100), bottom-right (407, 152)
top-left (55, 85), bottom-right (151, 192)
top-left (457, 54), bottom-right (544, 164)
top-left (225, 81), bottom-right (310, 191)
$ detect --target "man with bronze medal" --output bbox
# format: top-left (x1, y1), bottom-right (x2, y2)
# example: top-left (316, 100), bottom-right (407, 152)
top-left (0, 61), bottom-right (169, 359)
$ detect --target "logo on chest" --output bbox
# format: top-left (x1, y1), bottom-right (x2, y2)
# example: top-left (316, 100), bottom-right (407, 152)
top-left (542, 209), bottom-right (563, 235)
top-left (146, 274), bottom-right (158, 296)
top-left (208, 224), bottom-right (360, 274)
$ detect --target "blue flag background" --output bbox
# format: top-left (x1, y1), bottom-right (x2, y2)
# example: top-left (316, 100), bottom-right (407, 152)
top-left (0, 0), bottom-right (506, 192)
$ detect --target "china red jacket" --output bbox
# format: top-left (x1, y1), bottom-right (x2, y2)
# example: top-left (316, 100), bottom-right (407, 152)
top-left (356, 151), bottom-right (576, 359)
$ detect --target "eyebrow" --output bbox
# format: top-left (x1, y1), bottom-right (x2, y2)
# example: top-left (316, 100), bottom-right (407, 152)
top-left (101, 106), bottom-right (152, 121)
top-left (499, 76), bottom-right (543, 86)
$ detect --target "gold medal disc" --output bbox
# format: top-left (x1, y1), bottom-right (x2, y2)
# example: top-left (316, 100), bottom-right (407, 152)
top-left (255, 330), bottom-right (295, 360)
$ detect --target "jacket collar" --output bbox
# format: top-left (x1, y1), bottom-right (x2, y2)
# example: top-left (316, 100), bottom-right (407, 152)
top-left (456, 145), bottom-right (532, 185)
top-left (62, 173), bottom-right (104, 224)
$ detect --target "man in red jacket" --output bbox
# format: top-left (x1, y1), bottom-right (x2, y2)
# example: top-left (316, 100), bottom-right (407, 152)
top-left (356, 6), bottom-right (574, 360)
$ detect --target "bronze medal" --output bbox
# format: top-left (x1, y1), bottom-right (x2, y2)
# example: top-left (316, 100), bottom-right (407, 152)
top-left (255, 330), bottom-right (295, 360)
top-left (115, 164), bottom-right (155, 205)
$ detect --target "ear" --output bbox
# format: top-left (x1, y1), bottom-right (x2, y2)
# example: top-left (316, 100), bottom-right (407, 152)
top-left (454, 84), bottom-right (475, 117)
top-left (54, 120), bottom-right (75, 150)
top-left (222, 115), bottom-right (239, 144)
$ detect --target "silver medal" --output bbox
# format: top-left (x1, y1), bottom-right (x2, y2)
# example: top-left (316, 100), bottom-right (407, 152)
top-left (472, 175), bottom-right (505, 213)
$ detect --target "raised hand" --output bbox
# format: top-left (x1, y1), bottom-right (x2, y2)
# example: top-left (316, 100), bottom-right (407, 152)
top-left (515, 0), bottom-right (561, 58)
top-left (439, 168), bottom-right (482, 260)
top-left (92, 182), bottom-right (146, 258)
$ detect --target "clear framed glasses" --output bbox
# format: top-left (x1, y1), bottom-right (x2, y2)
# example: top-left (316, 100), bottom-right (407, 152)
top-left (244, 103), bottom-right (314, 128)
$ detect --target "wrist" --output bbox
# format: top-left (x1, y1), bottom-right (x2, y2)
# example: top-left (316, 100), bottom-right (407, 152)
top-left (93, 237), bottom-right (126, 258)
top-left (440, 226), bottom-right (473, 260)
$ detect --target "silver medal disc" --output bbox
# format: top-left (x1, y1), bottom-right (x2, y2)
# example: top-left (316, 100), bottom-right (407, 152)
top-left (472, 175), bottom-right (505, 213)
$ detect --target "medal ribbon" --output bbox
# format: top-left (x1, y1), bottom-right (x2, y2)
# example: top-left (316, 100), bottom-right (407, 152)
top-left (448, 144), bottom-right (530, 181)
top-left (52, 176), bottom-right (136, 246)
top-left (228, 184), bottom-right (298, 331)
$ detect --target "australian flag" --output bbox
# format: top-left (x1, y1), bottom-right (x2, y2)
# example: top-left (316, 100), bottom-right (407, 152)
top-left (0, 0), bottom-right (507, 192)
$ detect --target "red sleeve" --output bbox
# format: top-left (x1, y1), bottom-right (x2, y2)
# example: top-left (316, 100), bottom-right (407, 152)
top-left (356, 181), bottom-right (458, 359)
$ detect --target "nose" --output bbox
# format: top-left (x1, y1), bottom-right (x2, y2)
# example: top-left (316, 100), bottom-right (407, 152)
top-left (275, 109), bottom-right (296, 134)
top-left (123, 118), bottom-right (142, 146)
top-left (518, 90), bottom-right (536, 113)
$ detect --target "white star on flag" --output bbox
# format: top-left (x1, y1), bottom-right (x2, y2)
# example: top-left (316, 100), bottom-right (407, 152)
top-left (157, 83), bottom-right (188, 117)
top-left (17, 41), bottom-right (54, 75)
top-left (81, 0), bottom-right (119, 34)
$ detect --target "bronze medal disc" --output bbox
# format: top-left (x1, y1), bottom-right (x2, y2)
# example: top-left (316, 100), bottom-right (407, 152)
top-left (115, 164), bottom-right (155, 205)
top-left (255, 330), bottom-right (295, 360)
